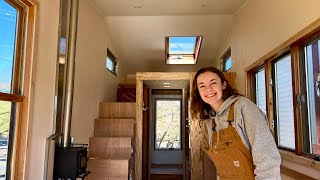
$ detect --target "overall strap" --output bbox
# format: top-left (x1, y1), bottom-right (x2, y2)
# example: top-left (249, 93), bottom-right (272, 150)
top-left (227, 103), bottom-right (235, 126)
top-left (211, 102), bottom-right (236, 131)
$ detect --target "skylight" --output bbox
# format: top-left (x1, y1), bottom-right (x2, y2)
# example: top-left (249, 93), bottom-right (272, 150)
top-left (165, 36), bottom-right (202, 64)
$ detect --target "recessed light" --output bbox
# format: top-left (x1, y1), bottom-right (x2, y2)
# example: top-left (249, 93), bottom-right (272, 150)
top-left (133, 5), bottom-right (142, 8)
top-left (163, 82), bottom-right (170, 85)
top-left (164, 86), bottom-right (170, 88)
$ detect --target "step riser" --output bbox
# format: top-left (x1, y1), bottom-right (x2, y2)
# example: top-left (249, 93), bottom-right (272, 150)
top-left (94, 119), bottom-right (134, 137)
top-left (99, 102), bottom-right (135, 118)
top-left (89, 137), bottom-right (131, 159)
top-left (87, 159), bottom-right (129, 179)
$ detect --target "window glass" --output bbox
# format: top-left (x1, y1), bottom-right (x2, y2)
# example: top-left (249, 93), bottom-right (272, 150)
top-left (0, 101), bottom-right (12, 178)
top-left (222, 49), bottom-right (232, 72)
top-left (169, 37), bottom-right (196, 54)
top-left (106, 49), bottom-right (117, 75)
top-left (274, 54), bottom-right (295, 149)
top-left (224, 56), bottom-right (232, 72)
top-left (255, 69), bottom-right (266, 114)
top-left (155, 99), bottom-right (181, 149)
top-left (304, 39), bottom-right (320, 155)
top-left (166, 36), bottom-right (202, 64)
top-left (0, 1), bottom-right (17, 93)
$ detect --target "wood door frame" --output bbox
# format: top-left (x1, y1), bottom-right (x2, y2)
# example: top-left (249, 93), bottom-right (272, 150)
top-left (136, 72), bottom-right (193, 180)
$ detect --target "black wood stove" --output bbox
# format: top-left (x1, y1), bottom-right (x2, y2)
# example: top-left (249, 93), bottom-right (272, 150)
top-left (53, 146), bottom-right (90, 180)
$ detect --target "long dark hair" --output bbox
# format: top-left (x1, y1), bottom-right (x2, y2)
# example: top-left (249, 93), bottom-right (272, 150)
top-left (190, 67), bottom-right (239, 120)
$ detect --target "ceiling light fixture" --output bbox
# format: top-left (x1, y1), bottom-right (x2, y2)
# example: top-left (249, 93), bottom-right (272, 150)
top-left (133, 5), bottom-right (142, 8)
top-left (164, 86), bottom-right (170, 88)
top-left (163, 82), bottom-right (170, 85)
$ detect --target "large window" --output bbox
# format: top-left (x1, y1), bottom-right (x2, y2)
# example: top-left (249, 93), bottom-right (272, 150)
top-left (248, 20), bottom-right (320, 161)
top-left (0, 0), bottom-right (34, 178)
top-left (154, 99), bottom-right (181, 150)
top-left (165, 36), bottom-right (202, 65)
top-left (0, 0), bottom-right (18, 178)
top-left (304, 38), bottom-right (320, 155)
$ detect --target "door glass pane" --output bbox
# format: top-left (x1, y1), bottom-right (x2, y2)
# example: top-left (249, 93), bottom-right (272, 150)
top-left (304, 39), bottom-right (320, 155)
top-left (0, 101), bottom-right (12, 178)
top-left (255, 69), bottom-right (266, 114)
top-left (0, 1), bottom-right (17, 94)
top-left (274, 55), bottom-right (295, 149)
top-left (155, 99), bottom-right (181, 149)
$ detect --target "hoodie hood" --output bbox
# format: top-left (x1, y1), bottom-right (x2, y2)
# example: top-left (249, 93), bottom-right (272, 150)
top-left (208, 95), bottom-right (240, 117)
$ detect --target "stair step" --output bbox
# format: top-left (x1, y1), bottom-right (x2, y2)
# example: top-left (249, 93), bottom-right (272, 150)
top-left (89, 137), bottom-right (132, 159)
top-left (94, 118), bottom-right (135, 137)
top-left (87, 158), bottom-right (129, 180)
top-left (99, 102), bottom-right (135, 118)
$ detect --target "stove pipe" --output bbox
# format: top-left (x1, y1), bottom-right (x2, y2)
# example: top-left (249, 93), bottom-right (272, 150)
top-left (62, 0), bottom-right (79, 148)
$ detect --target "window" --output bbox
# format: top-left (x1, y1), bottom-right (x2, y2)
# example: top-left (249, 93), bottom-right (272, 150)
top-left (254, 68), bottom-right (267, 114)
top-left (165, 36), bottom-right (202, 64)
top-left (0, 0), bottom-right (34, 178)
top-left (273, 54), bottom-right (295, 149)
top-left (106, 49), bottom-right (117, 75)
top-left (247, 13), bottom-right (320, 162)
top-left (222, 48), bottom-right (232, 72)
top-left (303, 38), bottom-right (320, 155)
top-left (154, 99), bottom-right (181, 149)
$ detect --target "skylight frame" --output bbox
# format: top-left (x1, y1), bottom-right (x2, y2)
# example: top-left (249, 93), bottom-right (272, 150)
top-left (165, 36), bottom-right (202, 65)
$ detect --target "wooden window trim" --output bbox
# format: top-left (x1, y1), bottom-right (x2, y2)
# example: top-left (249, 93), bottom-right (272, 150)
top-left (246, 18), bottom-right (320, 162)
top-left (0, 92), bottom-right (23, 102)
top-left (0, 0), bottom-right (36, 179)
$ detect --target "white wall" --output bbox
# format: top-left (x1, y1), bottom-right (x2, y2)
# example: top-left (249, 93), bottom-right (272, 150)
top-left (25, 0), bottom-right (124, 179)
top-left (219, 0), bottom-right (320, 93)
top-left (70, 0), bottom-right (124, 144)
top-left (25, 0), bottom-right (60, 179)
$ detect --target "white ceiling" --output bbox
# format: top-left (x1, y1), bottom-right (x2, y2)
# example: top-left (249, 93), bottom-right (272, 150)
top-left (88, 0), bottom-right (247, 78)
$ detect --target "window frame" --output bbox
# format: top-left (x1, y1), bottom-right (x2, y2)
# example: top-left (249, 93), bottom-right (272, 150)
top-left (0, 0), bottom-right (35, 178)
top-left (246, 19), bottom-right (320, 161)
top-left (251, 66), bottom-right (267, 113)
top-left (165, 36), bottom-right (202, 65)
top-left (106, 48), bottom-right (118, 75)
top-left (272, 53), bottom-right (296, 151)
top-left (221, 48), bottom-right (232, 72)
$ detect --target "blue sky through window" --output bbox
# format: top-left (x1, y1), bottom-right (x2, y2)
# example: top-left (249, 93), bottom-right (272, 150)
top-left (0, 0), bottom-right (17, 93)
top-left (169, 37), bottom-right (196, 54)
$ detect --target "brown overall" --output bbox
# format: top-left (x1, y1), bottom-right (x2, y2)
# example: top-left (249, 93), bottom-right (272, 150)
top-left (206, 103), bottom-right (255, 180)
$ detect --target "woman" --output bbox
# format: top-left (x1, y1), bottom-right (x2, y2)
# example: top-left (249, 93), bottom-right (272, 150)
top-left (190, 67), bottom-right (281, 180)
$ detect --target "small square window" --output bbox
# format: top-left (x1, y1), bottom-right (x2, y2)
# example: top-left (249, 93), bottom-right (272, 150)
top-left (222, 48), bottom-right (232, 72)
top-left (106, 49), bottom-right (117, 75)
top-left (165, 36), bottom-right (202, 64)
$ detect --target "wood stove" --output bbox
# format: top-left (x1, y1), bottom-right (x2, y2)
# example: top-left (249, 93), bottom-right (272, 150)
top-left (53, 146), bottom-right (90, 180)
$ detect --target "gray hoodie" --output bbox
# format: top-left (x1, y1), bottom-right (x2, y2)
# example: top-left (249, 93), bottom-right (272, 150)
top-left (205, 95), bottom-right (281, 180)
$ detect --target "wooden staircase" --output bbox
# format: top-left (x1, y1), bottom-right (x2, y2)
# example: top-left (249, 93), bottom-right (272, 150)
top-left (87, 102), bottom-right (135, 180)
